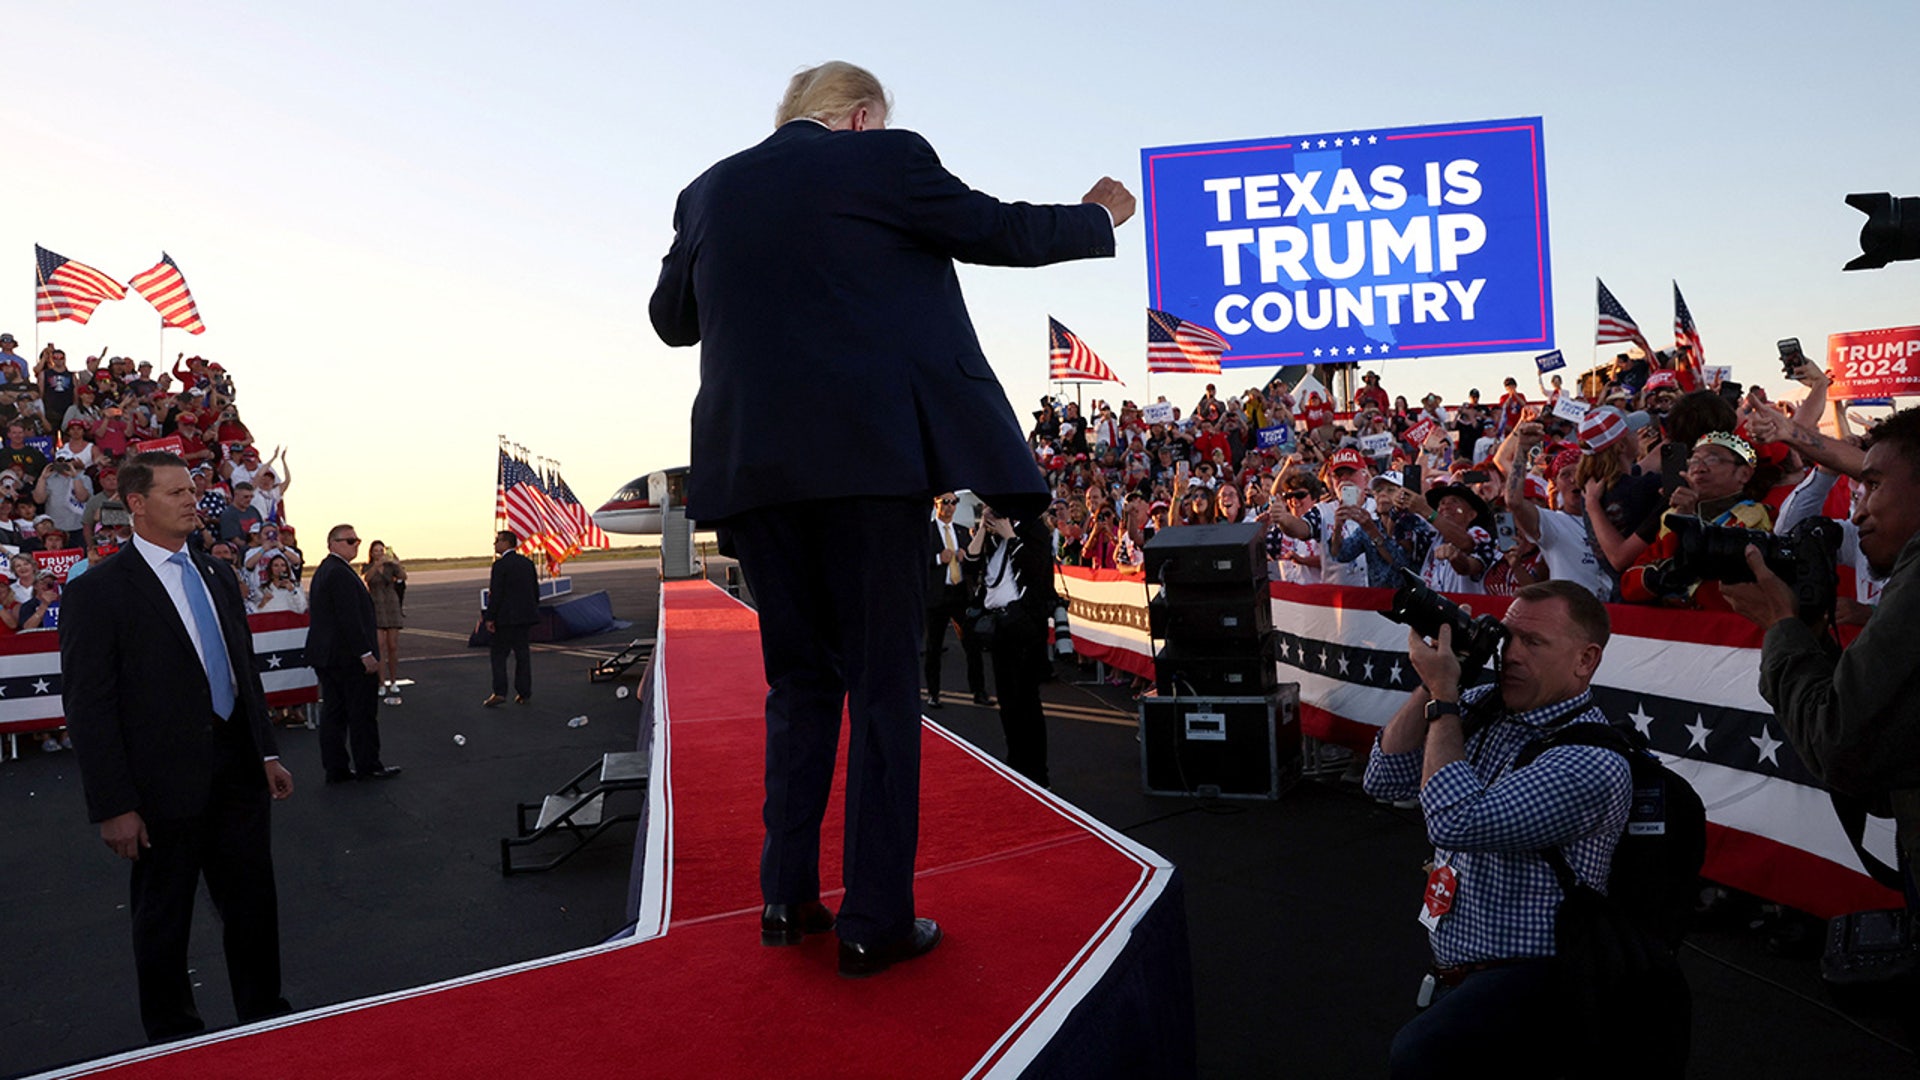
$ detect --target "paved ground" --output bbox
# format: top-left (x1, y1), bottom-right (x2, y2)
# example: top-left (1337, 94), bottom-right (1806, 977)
top-left (2, 557), bottom-right (1913, 1077)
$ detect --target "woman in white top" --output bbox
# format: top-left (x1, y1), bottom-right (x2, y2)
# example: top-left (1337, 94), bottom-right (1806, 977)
top-left (251, 553), bottom-right (308, 614)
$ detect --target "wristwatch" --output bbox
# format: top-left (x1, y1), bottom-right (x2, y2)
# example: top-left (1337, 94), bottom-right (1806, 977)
top-left (1424, 699), bottom-right (1461, 724)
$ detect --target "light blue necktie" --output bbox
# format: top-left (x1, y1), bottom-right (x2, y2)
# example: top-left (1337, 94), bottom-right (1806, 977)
top-left (170, 550), bottom-right (236, 720)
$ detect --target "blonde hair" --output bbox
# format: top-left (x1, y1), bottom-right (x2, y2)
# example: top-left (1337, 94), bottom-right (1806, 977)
top-left (775, 62), bottom-right (890, 127)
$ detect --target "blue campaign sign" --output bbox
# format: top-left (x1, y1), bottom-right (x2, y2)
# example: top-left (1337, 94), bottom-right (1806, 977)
top-left (25, 435), bottom-right (54, 458)
top-left (1535, 349), bottom-right (1566, 373)
top-left (1256, 424), bottom-right (1294, 451)
top-left (1141, 117), bottom-right (1552, 368)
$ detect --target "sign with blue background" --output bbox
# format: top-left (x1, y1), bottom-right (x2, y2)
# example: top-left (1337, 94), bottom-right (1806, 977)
top-left (1141, 117), bottom-right (1552, 368)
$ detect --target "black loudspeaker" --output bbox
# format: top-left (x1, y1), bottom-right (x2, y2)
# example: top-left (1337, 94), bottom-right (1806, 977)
top-left (1141, 687), bottom-right (1301, 799)
top-left (1148, 590), bottom-right (1274, 640)
top-left (1155, 638), bottom-right (1278, 697)
top-left (1142, 523), bottom-right (1266, 585)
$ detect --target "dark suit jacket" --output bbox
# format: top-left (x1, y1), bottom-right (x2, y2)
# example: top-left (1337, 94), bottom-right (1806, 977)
top-left (63, 543), bottom-right (276, 823)
top-left (305, 553), bottom-right (377, 671)
top-left (926, 519), bottom-right (977, 604)
top-left (650, 121), bottom-right (1113, 523)
top-left (486, 550), bottom-right (540, 626)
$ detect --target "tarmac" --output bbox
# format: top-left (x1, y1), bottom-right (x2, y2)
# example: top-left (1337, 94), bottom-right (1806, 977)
top-left (2, 558), bottom-right (1912, 1077)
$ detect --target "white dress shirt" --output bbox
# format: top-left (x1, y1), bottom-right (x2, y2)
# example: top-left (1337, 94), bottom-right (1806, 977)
top-left (132, 532), bottom-right (238, 702)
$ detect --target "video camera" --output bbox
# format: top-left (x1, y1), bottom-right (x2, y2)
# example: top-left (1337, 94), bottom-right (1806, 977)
top-left (1664, 515), bottom-right (1843, 622)
top-left (1383, 568), bottom-right (1509, 674)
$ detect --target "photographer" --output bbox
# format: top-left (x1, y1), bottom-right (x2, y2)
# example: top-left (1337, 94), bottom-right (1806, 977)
top-left (1364, 581), bottom-right (1632, 1076)
top-left (965, 508), bottom-right (1058, 788)
top-left (1723, 407), bottom-right (1920, 912)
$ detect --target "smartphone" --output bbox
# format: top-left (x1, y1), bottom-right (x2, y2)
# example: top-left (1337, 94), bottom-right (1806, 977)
top-left (1660, 441), bottom-right (1689, 497)
top-left (1777, 337), bottom-right (1806, 377)
top-left (1402, 463), bottom-right (1422, 494)
top-left (1494, 511), bottom-right (1517, 553)
top-left (1339, 483), bottom-right (1360, 507)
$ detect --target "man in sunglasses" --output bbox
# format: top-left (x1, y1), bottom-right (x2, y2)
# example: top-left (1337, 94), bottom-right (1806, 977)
top-left (306, 525), bottom-right (399, 783)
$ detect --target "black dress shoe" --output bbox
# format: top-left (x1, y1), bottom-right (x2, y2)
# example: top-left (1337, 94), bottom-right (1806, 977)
top-left (972, 692), bottom-right (992, 706)
top-left (357, 766), bottom-right (403, 780)
top-left (481, 694), bottom-right (506, 707)
top-left (838, 918), bottom-right (942, 978)
top-left (324, 771), bottom-right (357, 785)
top-left (925, 696), bottom-right (943, 710)
top-left (760, 900), bottom-right (835, 946)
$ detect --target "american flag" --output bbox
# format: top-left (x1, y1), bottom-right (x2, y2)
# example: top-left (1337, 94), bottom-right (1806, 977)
top-left (1048, 317), bottom-right (1120, 383)
top-left (1146, 309), bottom-right (1229, 374)
top-left (549, 469), bottom-right (612, 551)
top-left (128, 252), bottom-right (208, 334)
top-left (1673, 281), bottom-right (1704, 367)
top-left (35, 245), bottom-right (125, 325)
top-left (499, 450), bottom-right (572, 560)
top-left (1594, 278), bottom-right (1645, 346)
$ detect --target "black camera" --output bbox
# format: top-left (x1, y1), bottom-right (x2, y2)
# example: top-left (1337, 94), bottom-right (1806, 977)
top-left (1665, 515), bottom-right (1842, 621)
top-left (1383, 568), bottom-right (1509, 674)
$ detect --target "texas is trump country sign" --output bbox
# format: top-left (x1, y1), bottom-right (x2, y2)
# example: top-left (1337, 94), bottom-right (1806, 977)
top-left (1140, 117), bottom-right (1553, 367)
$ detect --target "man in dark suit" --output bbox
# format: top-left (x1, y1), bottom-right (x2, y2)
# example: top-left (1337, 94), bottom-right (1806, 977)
top-left (63, 450), bottom-right (295, 1041)
top-left (306, 523), bottom-right (398, 783)
top-left (483, 529), bottom-right (540, 706)
top-left (649, 61), bottom-right (1133, 977)
top-left (924, 492), bottom-right (985, 708)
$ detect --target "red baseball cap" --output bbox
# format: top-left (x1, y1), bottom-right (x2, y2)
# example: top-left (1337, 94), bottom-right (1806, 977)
top-left (1644, 370), bottom-right (1681, 391)
top-left (1327, 448), bottom-right (1367, 472)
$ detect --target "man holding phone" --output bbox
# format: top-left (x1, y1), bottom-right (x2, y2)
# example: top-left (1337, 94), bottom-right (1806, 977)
top-left (1269, 447), bottom-right (1374, 586)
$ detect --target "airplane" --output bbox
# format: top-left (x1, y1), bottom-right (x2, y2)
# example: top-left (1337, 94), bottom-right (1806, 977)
top-left (592, 466), bottom-right (689, 535)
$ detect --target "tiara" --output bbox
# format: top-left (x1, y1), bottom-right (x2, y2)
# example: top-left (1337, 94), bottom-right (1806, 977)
top-left (1694, 431), bottom-right (1755, 466)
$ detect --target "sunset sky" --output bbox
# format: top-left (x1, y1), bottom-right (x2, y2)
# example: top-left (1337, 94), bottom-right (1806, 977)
top-left (5, 1), bottom-right (1914, 557)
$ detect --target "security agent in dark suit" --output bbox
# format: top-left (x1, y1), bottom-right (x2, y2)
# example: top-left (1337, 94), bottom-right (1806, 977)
top-left (483, 529), bottom-right (541, 706)
top-left (62, 450), bottom-right (295, 1041)
top-left (650, 61), bottom-right (1133, 977)
top-left (964, 508), bottom-right (1060, 787)
top-left (924, 493), bottom-right (986, 708)
top-left (306, 524), bottom-right (399, 783)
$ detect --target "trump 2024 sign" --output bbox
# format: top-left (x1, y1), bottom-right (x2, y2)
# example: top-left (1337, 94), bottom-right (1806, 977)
top-left (1140, 117), bottom-right (1553, 367)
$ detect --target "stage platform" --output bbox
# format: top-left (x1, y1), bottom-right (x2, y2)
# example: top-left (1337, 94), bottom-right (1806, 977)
top-left (31, 580), bottom-right (1193, 1079)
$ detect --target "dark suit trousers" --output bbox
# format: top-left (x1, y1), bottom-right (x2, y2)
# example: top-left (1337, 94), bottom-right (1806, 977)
top-left (129, 723), bottom-right (289, 1041)
top-left (726, 497), bottom-right (926, 948)
top-left (316, 665), bottom-right (382, 778)
top-left (490, 624), bottom-right (533, 697)
top-left (923, 582), bottom-right (984, 699)
top-left (989, 607), bottom-right (1051, 787)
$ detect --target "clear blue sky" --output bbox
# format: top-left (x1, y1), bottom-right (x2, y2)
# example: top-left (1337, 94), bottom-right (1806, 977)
top-left (4, 1), bottom-right (1913, 555)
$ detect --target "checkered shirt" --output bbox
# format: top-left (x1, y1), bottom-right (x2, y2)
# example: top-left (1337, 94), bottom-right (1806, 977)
top-left (1364, 685), bottom-right (1632, 966)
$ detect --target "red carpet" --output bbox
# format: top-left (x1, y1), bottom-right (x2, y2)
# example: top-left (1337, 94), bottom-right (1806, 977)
top-left (43, 581), bottom-right (1176, 1080)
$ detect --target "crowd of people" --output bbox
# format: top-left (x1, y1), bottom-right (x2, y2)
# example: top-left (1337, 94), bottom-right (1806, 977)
top-left (0, 334), bottom-right (412, 750)
top-left (1029, 347), bottom-right (1878, 621)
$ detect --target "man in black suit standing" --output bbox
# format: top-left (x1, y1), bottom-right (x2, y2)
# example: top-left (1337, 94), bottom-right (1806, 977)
top-left (924, 493), bottom-right (985, 709)
top-left (650, 61), bottom-right (1133, 977)
top-left (63, 450), bottom-right (295, 1041)
top-left (482, 529), bottom-right (540, 707)
top-left (306, 523), bottom-right (399, 783)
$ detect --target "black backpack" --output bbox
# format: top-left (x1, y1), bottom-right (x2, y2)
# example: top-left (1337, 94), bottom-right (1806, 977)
top-left (1518, 722), bottom-right (1706, 1078)
top-left (1516, 721), bottom-right (1707, 949)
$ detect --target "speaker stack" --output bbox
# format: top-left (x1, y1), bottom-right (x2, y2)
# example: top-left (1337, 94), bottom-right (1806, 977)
top-left (1140, 522), bottom-right (1301, 799)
